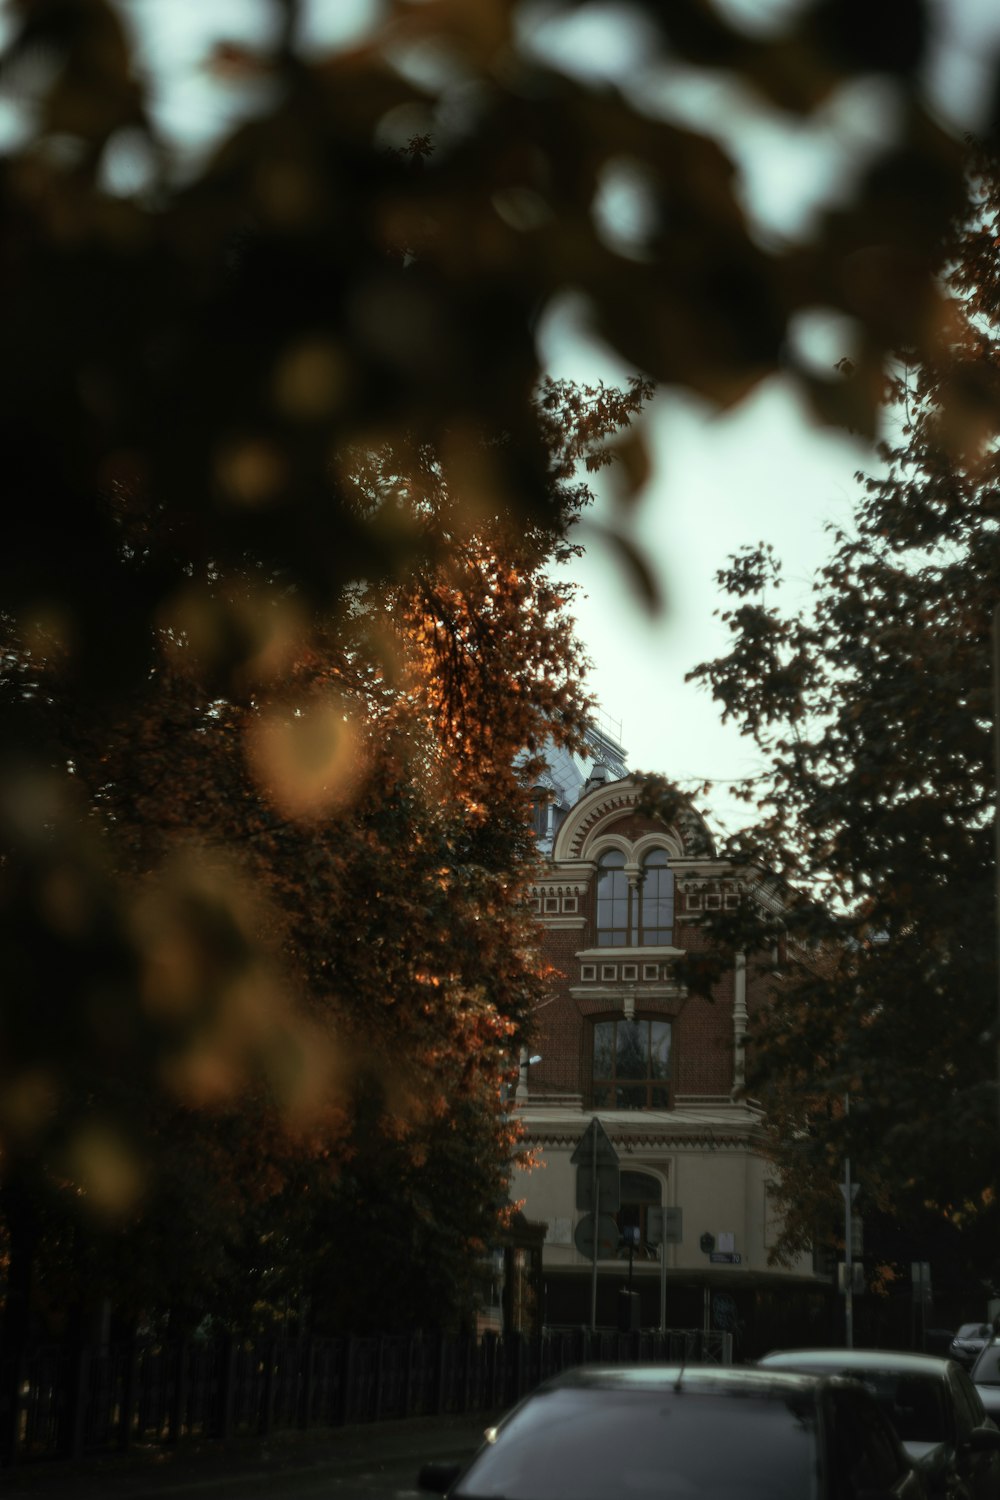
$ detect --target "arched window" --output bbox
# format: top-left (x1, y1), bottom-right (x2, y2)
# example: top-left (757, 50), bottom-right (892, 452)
top-left (592, 1017), bottom-right (672, 1109)
top-left (595, 847), bottom-right (674, 946)
top-left (596, 850), bottom-right (630, 945)
top-left (617, 1170), bottom-right (663, 1259)
top-left (639, 849), bottom-right (674, 945)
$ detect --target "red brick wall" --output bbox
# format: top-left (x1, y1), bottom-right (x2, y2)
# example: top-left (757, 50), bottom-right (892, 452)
top-left (529, 805), bottom-right (745, 1102)
top-left (530, 979), bottom-right (737, 1100)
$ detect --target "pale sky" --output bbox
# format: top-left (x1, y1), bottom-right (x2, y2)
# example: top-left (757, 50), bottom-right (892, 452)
top-left (529, 0), bottom-right (1000, 836)
top-left (3, 0), bottom-right (999, 836)
top-left (542, 329), bottom-right (870, 837)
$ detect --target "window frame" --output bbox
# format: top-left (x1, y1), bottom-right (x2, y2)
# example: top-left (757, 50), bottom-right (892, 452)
top-left (595, 849), bottom-right (630, 945)
top-left (616, 1169), bottom-right (664, 1260)
top-left (590, 1014), bottom-right (673, 1111)
top-left (637, 848), bottom-right (674, 946)
top-left (594, 846), bottom-right (675, 948)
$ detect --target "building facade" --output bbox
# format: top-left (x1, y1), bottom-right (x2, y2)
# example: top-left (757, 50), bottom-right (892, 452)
top-left (511, 732), bottom-right (829, 1355)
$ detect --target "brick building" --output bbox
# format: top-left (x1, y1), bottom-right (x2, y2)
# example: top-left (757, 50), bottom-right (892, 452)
top-left (510, 728), bottom-right (828, 1354)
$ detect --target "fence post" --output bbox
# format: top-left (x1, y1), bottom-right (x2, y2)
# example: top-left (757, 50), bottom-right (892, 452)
top-left (402, 1334), bottom-right (416, 1418)
top-left (433, 1332), bottom-right (448, 1416)
top-left (118, 1336), bottom-right (140, 1450)
top-left (337, 1337), bottom-right (356, 1426)
top-left (485, 1333), bottom-right (499, 1409)
top-left (0, 1348), bottom-right (27, 1467)
top-left (258, 1338), bottom-right (277, 1437)
top-left (372, 1337), bottom-right (385, 1423)
top-left (512, 1333), bottom-right (525, 1404)
top-left (63, 1343), bottom-right (90, 1460)
top-left (216, 1334), bottom-right (238, 1441)
top-left (298, 1336), bottom-right (315, 1430)
top-left (168, 1339), bottom-right (188, 1445)
top-left (457, 1336), bottom-right (467, 1413)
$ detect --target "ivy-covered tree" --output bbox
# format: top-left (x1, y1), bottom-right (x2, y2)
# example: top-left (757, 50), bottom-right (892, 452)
top-left (689, 145), bottom-right (1000, 1290)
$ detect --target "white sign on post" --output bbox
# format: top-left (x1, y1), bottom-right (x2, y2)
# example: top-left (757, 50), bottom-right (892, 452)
top-left (647, 1207), bottom-right (683, 1336)
top-left (647, 1207), bottom-right (683, 1246)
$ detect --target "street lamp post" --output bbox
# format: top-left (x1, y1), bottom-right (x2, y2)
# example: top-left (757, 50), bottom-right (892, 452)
top-left (840, 1093), bottom-right (858, 1350)
top-left (842, 1152), bottom-right (855, 1350)
top-left (624, 1225), bottom-right (640, 1294)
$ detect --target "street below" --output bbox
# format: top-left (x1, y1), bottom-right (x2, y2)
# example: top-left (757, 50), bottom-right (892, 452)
top-left (1, 1416), bottom-right (490, 1500)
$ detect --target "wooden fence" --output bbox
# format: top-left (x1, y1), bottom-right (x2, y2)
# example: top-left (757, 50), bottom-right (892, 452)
top-left (0, 1326), bottom-right (732, 1467)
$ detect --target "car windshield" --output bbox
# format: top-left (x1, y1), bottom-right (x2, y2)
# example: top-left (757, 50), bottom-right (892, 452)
top-left (454, 1386), bottom-right (819, 1500)
top-left (974, 1348), bottom-right (1000, 1387)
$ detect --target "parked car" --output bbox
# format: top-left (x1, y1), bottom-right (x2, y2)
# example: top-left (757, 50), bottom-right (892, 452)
top-left (418, 1363), bottom-right (927, 1499)
top-left (923, 1329), bottom-right (957, 1359)
top-left (971, 1339), bottom-right (1000, 1421)
top-left (951, 1325), bottom-right (994, 1370)
top-left (758, 1348), bottom-right (1000, 1499)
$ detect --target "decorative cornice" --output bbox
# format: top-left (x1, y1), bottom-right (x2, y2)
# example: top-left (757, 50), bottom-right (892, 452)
top-left (529, 883), bottom-right (584, 898)
top-left (568, 986), bottom-right (685, 1003)
top-left (552, 777), bottom-right (717, 865)
top-left (566, 787), bottom-right (644, 860)
top-left (520, 1128), bottom-right (763, 1150)
top-left (575, 945), bottom-right (682, 961)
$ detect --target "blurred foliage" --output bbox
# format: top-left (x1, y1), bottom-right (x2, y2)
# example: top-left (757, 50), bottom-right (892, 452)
top-left (689, 141), bottom-right (1000, 1290)
top-left (0, 0), bottom-right (996, 1327)
top-left (0, 372), bottom-right (649, 1331)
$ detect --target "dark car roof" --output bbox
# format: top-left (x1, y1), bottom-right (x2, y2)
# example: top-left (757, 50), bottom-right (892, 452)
top-left (541, 1363), bottom-right (841, 1398)
top-left (759, 1349), bottom-right (955, 1379)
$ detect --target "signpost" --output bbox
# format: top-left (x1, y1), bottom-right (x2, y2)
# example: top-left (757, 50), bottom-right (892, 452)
top-left (840, 1170), bottom-right (860, 1349)
top-left (647, 1206), bottom-right (683, 1332)
top-left (912, 1261), bottom-right (932, 1350)
top-left (573, 1213), bottom-right (620, 1259)
top-left (573, 1120), bottom-right (620, 1212)
top-left (572, 1119), bottom-right (620, 1331)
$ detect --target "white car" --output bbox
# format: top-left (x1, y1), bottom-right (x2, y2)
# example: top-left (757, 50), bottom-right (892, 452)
top-left (970, 1340), bottom-right (1000, 1422)
top-left (950, 1324), bottom-right (993, 1370)
top-left (758, 1348), bottom-right (1000, 1500)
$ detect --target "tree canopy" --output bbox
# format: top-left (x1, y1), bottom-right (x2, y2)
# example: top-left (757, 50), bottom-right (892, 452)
top-left (2, 0), bottom-right (998, 1326)
top-left (689, 143), bottom-right (1000, 1291)
top-left (0, 374), bottom-right (655, 1337)
top-left (0, 0), bottom-right (980, 702)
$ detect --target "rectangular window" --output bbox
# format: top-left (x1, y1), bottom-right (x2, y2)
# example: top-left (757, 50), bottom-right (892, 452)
top-left (591, 1017), bottom-right (672, 1110)
top-left (531, 798), bottom-right (550, 840)
top-left (596, 853), bottom-right (629, 945)
top-left (639, 859), bottom-right (674, 945)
